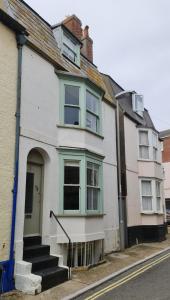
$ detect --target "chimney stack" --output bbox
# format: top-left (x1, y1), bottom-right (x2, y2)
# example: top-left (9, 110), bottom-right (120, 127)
top-left (81, 25), bottom-right (93, 63)
top-left (63, 15), bottom-right (82, 40)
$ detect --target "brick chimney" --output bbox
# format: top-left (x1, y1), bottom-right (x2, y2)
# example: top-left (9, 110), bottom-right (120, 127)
top-left (81, 25), bottom-right (93, 63)
top-left (63, 15), bottom-right (82, 40)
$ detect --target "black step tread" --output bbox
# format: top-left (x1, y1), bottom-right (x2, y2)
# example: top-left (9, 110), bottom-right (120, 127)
top-left (34, 266), bottom-right (68, 277)
top-left (25, 255), bottom-right (59, 272)
top-left (24, 244), bottom-right (49, 251)
top-left (25, 255), bottom-right (58, 264)
top-left (34, 266), bottom-right (68, 291)
top-left (23, 244), bottom-right (50, 259)
top-left (24, 236), bottom-right (41, 247)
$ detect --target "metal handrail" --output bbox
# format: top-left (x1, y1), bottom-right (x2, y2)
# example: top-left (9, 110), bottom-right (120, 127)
top-left (50, 210), bottom-right (71, 279)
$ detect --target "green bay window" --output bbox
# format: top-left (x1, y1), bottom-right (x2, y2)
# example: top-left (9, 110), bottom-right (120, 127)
top-left (59, 150), bottom-right (103, 215)
top-left (58, 76), bottom-right (103, 136)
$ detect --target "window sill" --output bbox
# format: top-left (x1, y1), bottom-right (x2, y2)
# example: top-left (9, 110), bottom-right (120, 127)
top-left (141, 212), bottom-right (164, 215)
top-left (138, 159), bottom-right (161, 165)
top-left (57, 124), bottom-right (104, 139)
top-left (56, 213), bottom-right (105, 218)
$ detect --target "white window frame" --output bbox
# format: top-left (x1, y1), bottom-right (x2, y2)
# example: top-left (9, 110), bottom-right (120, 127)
top-left (140, 178), bottom-right (163, 214)
top-left (138, 129), bottom-right (159, 162)
top-left (138, 130), bottom-right (150, 160)
top-left (132, 94), bottom-right (144, 117)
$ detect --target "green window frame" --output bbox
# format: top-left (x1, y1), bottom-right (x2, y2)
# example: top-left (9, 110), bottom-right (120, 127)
top-left (59, 78), bottom-right (102, 136)
top-left (59, 149), bottom-right (103, 215)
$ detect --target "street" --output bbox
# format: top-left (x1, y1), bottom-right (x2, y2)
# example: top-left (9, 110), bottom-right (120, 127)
top-left (76, 251), bottom-right (170, 300)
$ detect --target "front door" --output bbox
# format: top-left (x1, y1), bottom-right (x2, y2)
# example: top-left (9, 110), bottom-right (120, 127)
top-left (24, 163), bottom-right (42, 236)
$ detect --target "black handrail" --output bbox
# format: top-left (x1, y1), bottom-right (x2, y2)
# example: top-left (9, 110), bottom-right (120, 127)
top-left (50, 210), bottom-right (71, 279)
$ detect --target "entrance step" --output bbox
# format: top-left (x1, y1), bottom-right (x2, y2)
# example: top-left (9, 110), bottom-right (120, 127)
top-left (23, 236), bottom-right (68, 292)
top-left (34, 266), bottom-right (68, 292)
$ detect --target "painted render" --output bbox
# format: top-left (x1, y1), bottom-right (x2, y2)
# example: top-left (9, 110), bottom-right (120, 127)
top-left (124, 114), bottom-right (165, 229)
top-left (14, 45), bottom-right (119, 265)
top-left (0, 22), bottom-right (17, 262)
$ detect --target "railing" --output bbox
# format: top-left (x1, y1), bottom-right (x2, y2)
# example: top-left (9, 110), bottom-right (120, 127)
top-left (50, 210), bottom-right (71, 279)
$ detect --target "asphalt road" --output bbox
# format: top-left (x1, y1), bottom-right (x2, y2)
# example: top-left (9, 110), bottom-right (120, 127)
top-left (76, 251), bottom-right (170, 300)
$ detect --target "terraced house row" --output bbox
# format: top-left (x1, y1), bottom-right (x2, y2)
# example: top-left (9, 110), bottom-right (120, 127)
top-left (0, 0), bottom-right (167, 294)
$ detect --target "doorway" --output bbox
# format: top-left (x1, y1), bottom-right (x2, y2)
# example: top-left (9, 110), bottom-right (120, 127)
top-left (24, 150), bottom-right (44, 237)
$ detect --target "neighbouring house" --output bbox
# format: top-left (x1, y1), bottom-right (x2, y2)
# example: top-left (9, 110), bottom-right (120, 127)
top-left (1, 0), bottom-right (120, 294)
top-left (0, 7), bottom-right (27, 292)
top-left (159, 130), bottom-right (170, 224)
top-left (102, 75), bottom-right (166, 247)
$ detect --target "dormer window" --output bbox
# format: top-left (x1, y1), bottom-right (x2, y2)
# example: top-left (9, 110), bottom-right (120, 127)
top-left (132, 94), bottom-right (144, 117)
top-left (63, 32), bottom-right (79, 64)
top-left (53, 25), bottom-right (81, 66)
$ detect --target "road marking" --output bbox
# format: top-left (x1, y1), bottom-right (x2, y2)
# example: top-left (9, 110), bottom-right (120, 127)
top-left (85, 252), bottom-right (170, 300)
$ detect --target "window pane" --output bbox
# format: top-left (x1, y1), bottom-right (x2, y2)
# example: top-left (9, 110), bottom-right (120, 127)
top-left (142, 181), bottom-right (152, 196)
top-left (64, 186), bottom-right (79, 210)
top-left (86, 112), bottom-right (97, 132)
top-left (142, 196), bottom-right (152, 210)
top-left (139, 146), bottom-right (149, 159)
top-left (94, 165), bottom-right (99, 186)
top-left (63, 44), bottom-right (77, 62)
top-left (64, 165), bottom-right (79, 184)
top-left (156, 182), bottom-right (161, 197)
top-left (153, 148), bottom-right (157, 160)
top-left (65, 85), bottom-right (79, 105)
top-left (64, 106), bottom-right (79, 125)
top-left (139, 131), bottom-right (149, 145)
top-left (157, 197), bottom-right (161, 211)
top-left (86, 91), bottom-right (98, 114)
top-left (87, 187), bottom-right (93, 210)
top-left (87, 167), bottom-right (93, 186)
top-left (152, 132), bottom-right (157, 147)
top-left (93, 189), bottom-right (98, 210)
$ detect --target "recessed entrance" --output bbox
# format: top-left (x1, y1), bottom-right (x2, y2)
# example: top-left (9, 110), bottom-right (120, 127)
top-left (24, 149), bottom-right (44, 237)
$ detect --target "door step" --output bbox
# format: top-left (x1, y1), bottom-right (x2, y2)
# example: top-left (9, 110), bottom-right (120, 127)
top-left (23, 236), bottom-right (68, 292)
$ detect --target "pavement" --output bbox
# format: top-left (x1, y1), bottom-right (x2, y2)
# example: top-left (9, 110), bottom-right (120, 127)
top-left (1, 232), bottom-right (170, 300)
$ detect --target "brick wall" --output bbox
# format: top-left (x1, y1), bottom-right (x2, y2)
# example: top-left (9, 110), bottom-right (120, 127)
top-left (0, 23), bottom-right (17, 261)
top-left (162, 136), bottom-right (170, 162)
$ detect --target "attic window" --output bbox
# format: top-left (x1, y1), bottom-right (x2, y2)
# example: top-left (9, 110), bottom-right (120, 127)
top-left (132, 94), bottom-right (144, 117)
top-left (62, 31), bottom-right (80, 66)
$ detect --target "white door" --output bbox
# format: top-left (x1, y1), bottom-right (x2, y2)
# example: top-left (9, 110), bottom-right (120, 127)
top-left (24, 163), bottom-right (42, 236)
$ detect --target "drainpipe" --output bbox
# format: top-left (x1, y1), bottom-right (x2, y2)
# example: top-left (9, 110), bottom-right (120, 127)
top-left (9, 33), bottom-right (27, 284)
top-left (115, 90), bottom-right (135, 251)
top-left (115, 98), bottom-right (125, 251)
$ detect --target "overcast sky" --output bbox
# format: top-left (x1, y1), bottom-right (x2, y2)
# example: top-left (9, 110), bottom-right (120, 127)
top-left (25, 0), bottom-right (170, 131)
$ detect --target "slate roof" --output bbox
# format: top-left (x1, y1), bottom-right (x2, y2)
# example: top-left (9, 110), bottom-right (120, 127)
top-left (159, 129), bottom-right (170, 139)
top-left (102, 74), bottom-right (157, 131)
top-left (1, 0), bottom-right (114, 105)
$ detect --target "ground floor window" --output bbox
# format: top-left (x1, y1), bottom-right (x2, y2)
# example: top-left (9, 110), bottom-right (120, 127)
top-left (59, 149), bottom-right (103, 215)
top-left (60, 240), bottom-right (104, 267)
top-left (140, 178), bottom-right (162, 213)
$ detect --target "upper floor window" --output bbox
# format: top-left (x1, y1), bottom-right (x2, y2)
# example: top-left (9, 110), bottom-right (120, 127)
top-left (138, 129), bottom-right (159, 161)
top-left (63, 32), bottom-right (80, 64)
top-left (64, 85), bottom-right (80, 125)
top-left (152, 132), bottom-right (158, 161)
top-left (132, 94), bottom-right (144, 117)
top-left (53, 26), bottom-right (81, 66)
top-left (60, 79), bottom-right (102, 136)
top-left (139, 130), bottom-right (149, 159)
top-left (86, 91), bottom-right (99, 132)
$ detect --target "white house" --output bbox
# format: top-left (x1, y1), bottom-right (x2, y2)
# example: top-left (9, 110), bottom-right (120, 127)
top-left (1, 0), bottom-right (120, 294)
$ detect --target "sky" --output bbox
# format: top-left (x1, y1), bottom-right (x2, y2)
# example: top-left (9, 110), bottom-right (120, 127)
top-left (25, 0), bottom-right (170, 131)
